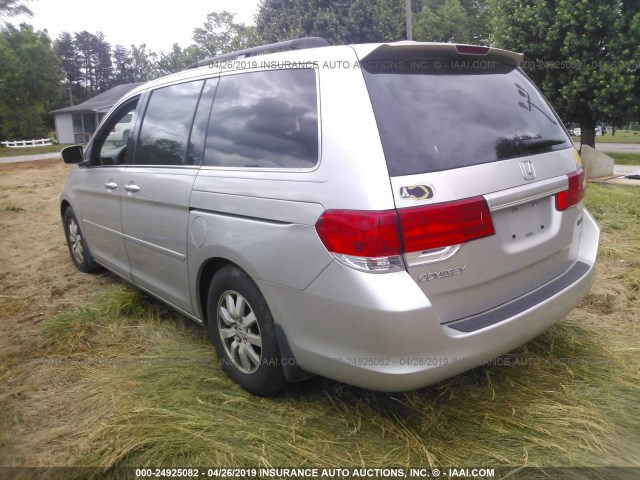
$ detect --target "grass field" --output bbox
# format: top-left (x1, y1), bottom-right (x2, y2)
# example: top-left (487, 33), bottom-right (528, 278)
top-left (0, 144), bottom-right (70, 157)
top-left (596, 130), bottom-right (640, 143)
top-left (571, 130), bottom-right (640, 144)
top-left (607, 152), bottom-right (640, 166)
top-left (0, 161), bottom-right (638, 478)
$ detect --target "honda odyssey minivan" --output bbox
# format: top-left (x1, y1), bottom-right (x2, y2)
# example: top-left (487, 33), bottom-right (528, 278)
top-left (60, 38), bottom-right (599, 396)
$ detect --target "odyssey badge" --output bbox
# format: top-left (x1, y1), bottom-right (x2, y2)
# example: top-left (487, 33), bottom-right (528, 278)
top-left (419, 265), bottom-right (467, 282)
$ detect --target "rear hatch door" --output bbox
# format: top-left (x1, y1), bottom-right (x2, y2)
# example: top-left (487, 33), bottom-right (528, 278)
top-left (358, 43), bottom-right (585, 324)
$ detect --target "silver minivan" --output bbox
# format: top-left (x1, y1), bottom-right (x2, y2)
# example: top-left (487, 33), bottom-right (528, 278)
top-left (60, 38), bottom-right (600, 396)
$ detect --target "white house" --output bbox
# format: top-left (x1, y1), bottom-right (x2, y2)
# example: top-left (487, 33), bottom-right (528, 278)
top-left (51, 83), bottom-right (142, 144)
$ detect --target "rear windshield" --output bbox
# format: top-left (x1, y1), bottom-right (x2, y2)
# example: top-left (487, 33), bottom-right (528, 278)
top-left (362, 61), bottom-right (571, 177)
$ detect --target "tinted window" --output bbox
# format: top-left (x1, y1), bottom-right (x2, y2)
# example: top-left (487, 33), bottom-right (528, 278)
top-left (134, 80), bottom-right (204, 166)
top-left (363, 63), bottom-right (571, 177)
top-left (204, 69), bottom-right (318, 169)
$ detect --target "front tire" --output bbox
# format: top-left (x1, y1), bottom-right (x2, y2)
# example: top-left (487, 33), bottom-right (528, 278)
top-left (63, 207), bottom-right (98, 273)
top-left (207, 265), bottom-right (288, 396)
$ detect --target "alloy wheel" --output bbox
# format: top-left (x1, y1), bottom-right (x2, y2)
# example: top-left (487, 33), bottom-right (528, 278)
top-left (217, 290), bottom-right (263, 374)
top-left (68, 218), bottom-right (84, 264)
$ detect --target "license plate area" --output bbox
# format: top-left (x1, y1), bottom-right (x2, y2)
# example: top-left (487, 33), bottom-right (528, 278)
top-left (493, 197), bottom-right (552, 243)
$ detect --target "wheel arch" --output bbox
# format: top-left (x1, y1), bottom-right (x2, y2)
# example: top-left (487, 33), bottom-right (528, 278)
top-left (198, 257), bottom-right (312, 385)
top-left (60, 199), bottom-right (71, 219)
top-left (197, 257), bottom-right (233, 325)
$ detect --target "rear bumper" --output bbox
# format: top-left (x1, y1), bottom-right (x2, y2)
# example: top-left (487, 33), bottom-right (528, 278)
top-left (259, 209), bottom-right (599, 392)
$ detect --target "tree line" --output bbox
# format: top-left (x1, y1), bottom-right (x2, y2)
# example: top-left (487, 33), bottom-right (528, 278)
top-left (55, 11), bottom-right (258, 104)
top-left (0, 9), bottom-right (257, 140)
top-left (0, 0), bottom-right (638, 147)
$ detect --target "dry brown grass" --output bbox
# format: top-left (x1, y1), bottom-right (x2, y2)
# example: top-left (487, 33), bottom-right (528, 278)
top-left (0, 161), bottom-right (638, 476)
top-left (0, 161), bottom-right (113, 467)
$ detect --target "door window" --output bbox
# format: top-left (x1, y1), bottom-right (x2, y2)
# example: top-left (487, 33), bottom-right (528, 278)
top-left (134, 80), bottom-right (205, 166)
top-left (90, 97), bottom-right (139, 166)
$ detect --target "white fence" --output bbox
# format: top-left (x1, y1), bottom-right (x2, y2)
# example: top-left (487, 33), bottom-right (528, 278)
top-left (1, 138), bottom-right (53, 148)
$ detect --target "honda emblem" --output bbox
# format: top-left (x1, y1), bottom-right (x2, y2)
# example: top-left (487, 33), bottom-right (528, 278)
top-left (519, 160), bottom-right (536, 180)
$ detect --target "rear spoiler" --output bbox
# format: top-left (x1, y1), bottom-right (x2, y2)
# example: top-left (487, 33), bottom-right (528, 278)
top-left (354, 42), bottom-right (524, 68)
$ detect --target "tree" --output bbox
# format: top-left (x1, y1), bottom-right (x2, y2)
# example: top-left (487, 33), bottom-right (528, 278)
top-left (344, 0), bottom-right (407, 43)
top-left (191, 11), bottom-right (259, 58)
top-left (491, 0), bottom-right (640, 148)
top-left (129, 44), bottom-right (158, 82)
top-left (112, 44), bottom-right (134, 85)
top-left (73, 31), bottom-right (113, 96)
top-left (55, 32), bottom-right (81, 84)
top-left (256, 0), bottom-right (407, 44)
top-left (0, 0), bottom-right (32, 19)
top-left (156, 43), bottom-right (199, 75)
top-left (345, 0), bottom-right (405, 43)
top-left (413, 0), bottom-right (490, 44)
top-left (295, 1), bottom-right (353, 43)
top-left (92, 32), bottom-right (113, 90)
top-left (74, 31), bottom-right (96, 95)
top-left (256, 0), bottom-right (305, 43)
top-left (0, 23), bottom-right (62, 140)
top-left (255, 0), bottom-right (490, 45)
top-left (54, 31), bottom-right (82, 107)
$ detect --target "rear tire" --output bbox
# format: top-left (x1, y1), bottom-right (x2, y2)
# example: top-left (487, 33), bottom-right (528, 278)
top-left (207, 265), bottom-right (288, 396)
top-left (63, 207), bottom-right (99, 273)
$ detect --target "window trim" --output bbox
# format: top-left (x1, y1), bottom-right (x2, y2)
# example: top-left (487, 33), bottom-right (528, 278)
top-left (199, 67), bottom-right (322, 173)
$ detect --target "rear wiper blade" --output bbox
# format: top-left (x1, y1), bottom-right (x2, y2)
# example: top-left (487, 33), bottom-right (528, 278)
top-left (519, 138), bottom-right (567, 149)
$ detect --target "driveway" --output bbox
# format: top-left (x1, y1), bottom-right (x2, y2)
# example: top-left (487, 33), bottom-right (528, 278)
top-left (0, 152), bottom-right (62, 164)
top-left (612, 165), bottom-right (640, 175)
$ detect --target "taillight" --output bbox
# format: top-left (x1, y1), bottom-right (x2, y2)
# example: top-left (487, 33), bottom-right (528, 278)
top-left (556, 169), bottom-right (585, 211)
top-left (455, 45), bottom-right (490, 55)
top-left (399, 197), bottom-right (495, 252)
top-left (315, 210), bottom-right (404, 273)
top-left (315, 210), bottom-right (400, 257)
top-left (315, 197), bottom-right (496, 273)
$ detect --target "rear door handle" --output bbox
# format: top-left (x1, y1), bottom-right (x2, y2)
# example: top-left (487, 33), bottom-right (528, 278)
top-left (124, 183), bottom-right (140, 193)
top-left (105, 181), bottom-right (118, 190)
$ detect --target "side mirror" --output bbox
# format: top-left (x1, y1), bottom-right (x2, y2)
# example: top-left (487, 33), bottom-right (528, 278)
top-left (61, 145), bottom-right (84, 164)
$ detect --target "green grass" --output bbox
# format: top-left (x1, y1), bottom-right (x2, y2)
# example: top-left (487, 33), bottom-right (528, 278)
top-left (0, 144), bottom-right (69, 157)
top-left (606, 152), bottom-right (640, 166)
top-left (571, 130), bottom-right (640, 144)
top-left (597, 130), bottom-right (640, 143)
top-left (583, 184), bottom-right (640, 263)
